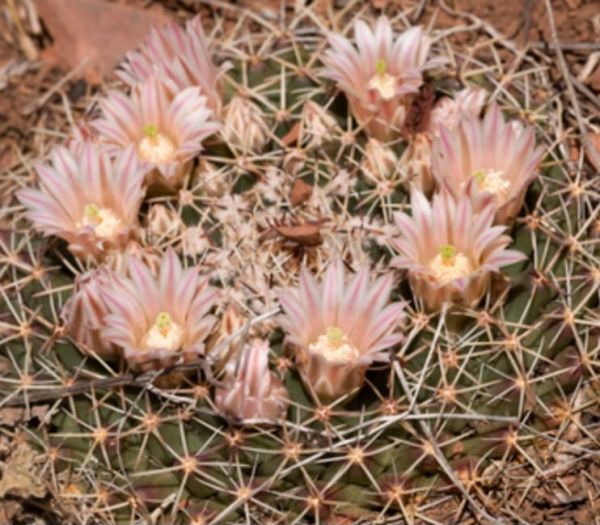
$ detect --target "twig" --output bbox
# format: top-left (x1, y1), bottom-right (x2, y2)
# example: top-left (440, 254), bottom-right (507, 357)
top-left (2, 308), bottom-right (281, 407)
top-left (543, 0), bottom-right (600, 173)
top-left (23, 61), bottom-right (89, 115)
top-left (531, 42), bottom-right (600, 52)
top-left (393, 351), bottom-right (505, 524)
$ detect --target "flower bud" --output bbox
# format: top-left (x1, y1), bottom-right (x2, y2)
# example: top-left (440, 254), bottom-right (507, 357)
top-left (61, 269), bottom-right (118, 359)
top-left (146, 204), bottom-right (183, 239)
top-left (362, 138), bottom-right (398, 184)
top-left (222, 96), bottom-right (270, 154)
top-left (300, 100), bottom-right (340, 148)
top-left (215, 339), bottom-right (289, 422)
top-left (399, 133), bottom-right (434, 194)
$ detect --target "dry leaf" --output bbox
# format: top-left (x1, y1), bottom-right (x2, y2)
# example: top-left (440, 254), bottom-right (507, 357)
top-left (281, 122), bottom-right (301, 146)
top-left (35, 0), bottom-right (169, 84)
top-left (588, 64), bottom-right (600, 92)
top-left (0, 500), bottom-right (22, 524)
top-left (371, 0), bottom-right (391, 8)
top-left (290, 179), bottom-right (312, 206)
top-left (0, 405), bottom-right (49, 426)
top-left (274, 222), bottom-right (323, 247)
top-left (0, 443), bottom-right (46, 499)
top-left (238, 0), bottom-right (295, 19)
top-left (586, 133), bottom-right (600, 172)
top-left (403, 83), bottom-right (435, 135)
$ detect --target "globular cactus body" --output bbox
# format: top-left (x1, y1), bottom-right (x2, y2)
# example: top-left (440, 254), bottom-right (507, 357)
top-left (1, 5), bottom-right (598, 525)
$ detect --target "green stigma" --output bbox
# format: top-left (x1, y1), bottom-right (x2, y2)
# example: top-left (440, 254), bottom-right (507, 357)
top-left (326, 326), bottom-right (344, 344)
top-left (472, 169), bottom-right (486, 184)
top-left (440, 244), bottom-right (457, 262)
top-left (155, 311), bottom-right (172, 335)
top-left (375, 58), bottom-right (387, 75)
top-left (144, 124), bottom-right (159, 138)
top-left (84, 204), bottom-right (100, 222)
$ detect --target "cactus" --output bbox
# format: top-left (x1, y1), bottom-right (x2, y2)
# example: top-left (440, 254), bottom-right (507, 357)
top-left (1, 3), bottom-right (599, 525)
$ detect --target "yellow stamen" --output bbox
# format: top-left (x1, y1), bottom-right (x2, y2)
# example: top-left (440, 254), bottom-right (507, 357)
top-left (143, 311), bottom-right (184, 351)
top-left (375, 58), bottom-right (387, 75)
top-left (155, 312), bottom-right (172, 337)
top-left (429, 247), bottom-right (474, 285)
top-left (84, 204), bottom-right (101, 224)
top-left (367, 60), bottom-right (397, 101)
top-left (144, 124), bottom-right (159, 139)
top-left (78, 204), bottom-right (123, 240)
top-left (309, 326), bottom-right (359, 364)
top-left (138, 127), bottom-right (177, 164)
top-left (326, 326), bottom-right (344, 346)
top-left (471, 168), bottom-right (510, 200)
top-left (440, 244), bottom-right (457, 264)
top-left (472, 169), bottom-right (486, 184)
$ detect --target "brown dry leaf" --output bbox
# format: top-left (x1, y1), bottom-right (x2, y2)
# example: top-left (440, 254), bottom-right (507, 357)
top-left (403, 83), bottom-right (435, 135)
top-left (0, 405), bottom-right (49, 425)
top-left (281, 122), bottom-right (301, 147)
top-left (0, 144), bottom-right (16, 171)
top-left (290, 179), bottom-right (312, 206)
top-left (568, 138), bottom-right (580, 162)
top-left (586, 133), bottom-right (600, 172)
top-left (238, 0), bottom-right (295, 19)
top-left (587, 62), bottom-right (600, 91)
top-left (0, 500), bottom-right (22, 524)
top-left (274, 222), bottom-right (323, 247)
top-left (371, 0), bottom-right (391, 8)
top-left (35, 0), bottom-right (170, 84)
top-left (0, 443), bottom-right (46, 499)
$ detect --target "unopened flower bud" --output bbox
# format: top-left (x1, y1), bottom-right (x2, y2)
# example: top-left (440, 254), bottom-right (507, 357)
top-left (61, 269), bottom-right (118, 359)
top-left (222, 96), bottom-right (270, 154)
top-left (215, 339), bottom-right (289, 422)
top-left (300, 100), bottom-right (340, 148)
top-left (146, 204), bottom-right (183, 239)
top-left (362, 138), bottom-right (398, 183)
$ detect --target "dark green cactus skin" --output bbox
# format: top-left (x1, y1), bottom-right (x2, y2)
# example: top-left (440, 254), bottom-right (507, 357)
top-left (2, 14), bottom-right (598, 525)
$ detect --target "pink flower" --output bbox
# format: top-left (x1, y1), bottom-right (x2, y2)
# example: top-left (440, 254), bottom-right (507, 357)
top-left (401, 88), bottom-right (486, 195)
top-left (277, 259), bottom-right (405, 401)
top-left (17, 142), bottom-right (144, 261)
top-left (431, 103), bottom-right (545, 224)
top-left (117, 16), bottom-right (226, 114)
top-left (93, 77), bottom-right (219, 189)
top-left (392, 189), bottom-right (526, 310)
top-left (322, 17), bottom-right (435, 141)
top-left (215, 339), bottom-right (289, 422)
top-left (100, 249), bottom-right (218, 372)
top-left (427, 88), bottom-right (486, 136)
top-left (61, 269), bottom-right (118, 359)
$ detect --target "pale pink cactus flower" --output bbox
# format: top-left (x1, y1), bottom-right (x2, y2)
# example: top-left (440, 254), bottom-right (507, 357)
top-left (215, 339), bottom-right (289, 422)
top-left (392, 189), bottom-right (526, 311)
top-left (61, 269), bottom-right (118, 360)
top-left (17, 142), bottom-right (144, 261)
top-left (401, 88), bottom-right (486, 195)
top-left (117, 16), bottom-right (227, 114)
top-left (93, 77), bottom-right (219, 189)
top-left (431, 103), bottom-right (544, 224)
top-left (277, 259), bottom-right (406, 401)
top-left (322, 17), bottom-right (435, 141)
top-left (427, 88), bottom-right (487, 136)
top-left (100, 249), bottom-right (218, 373)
